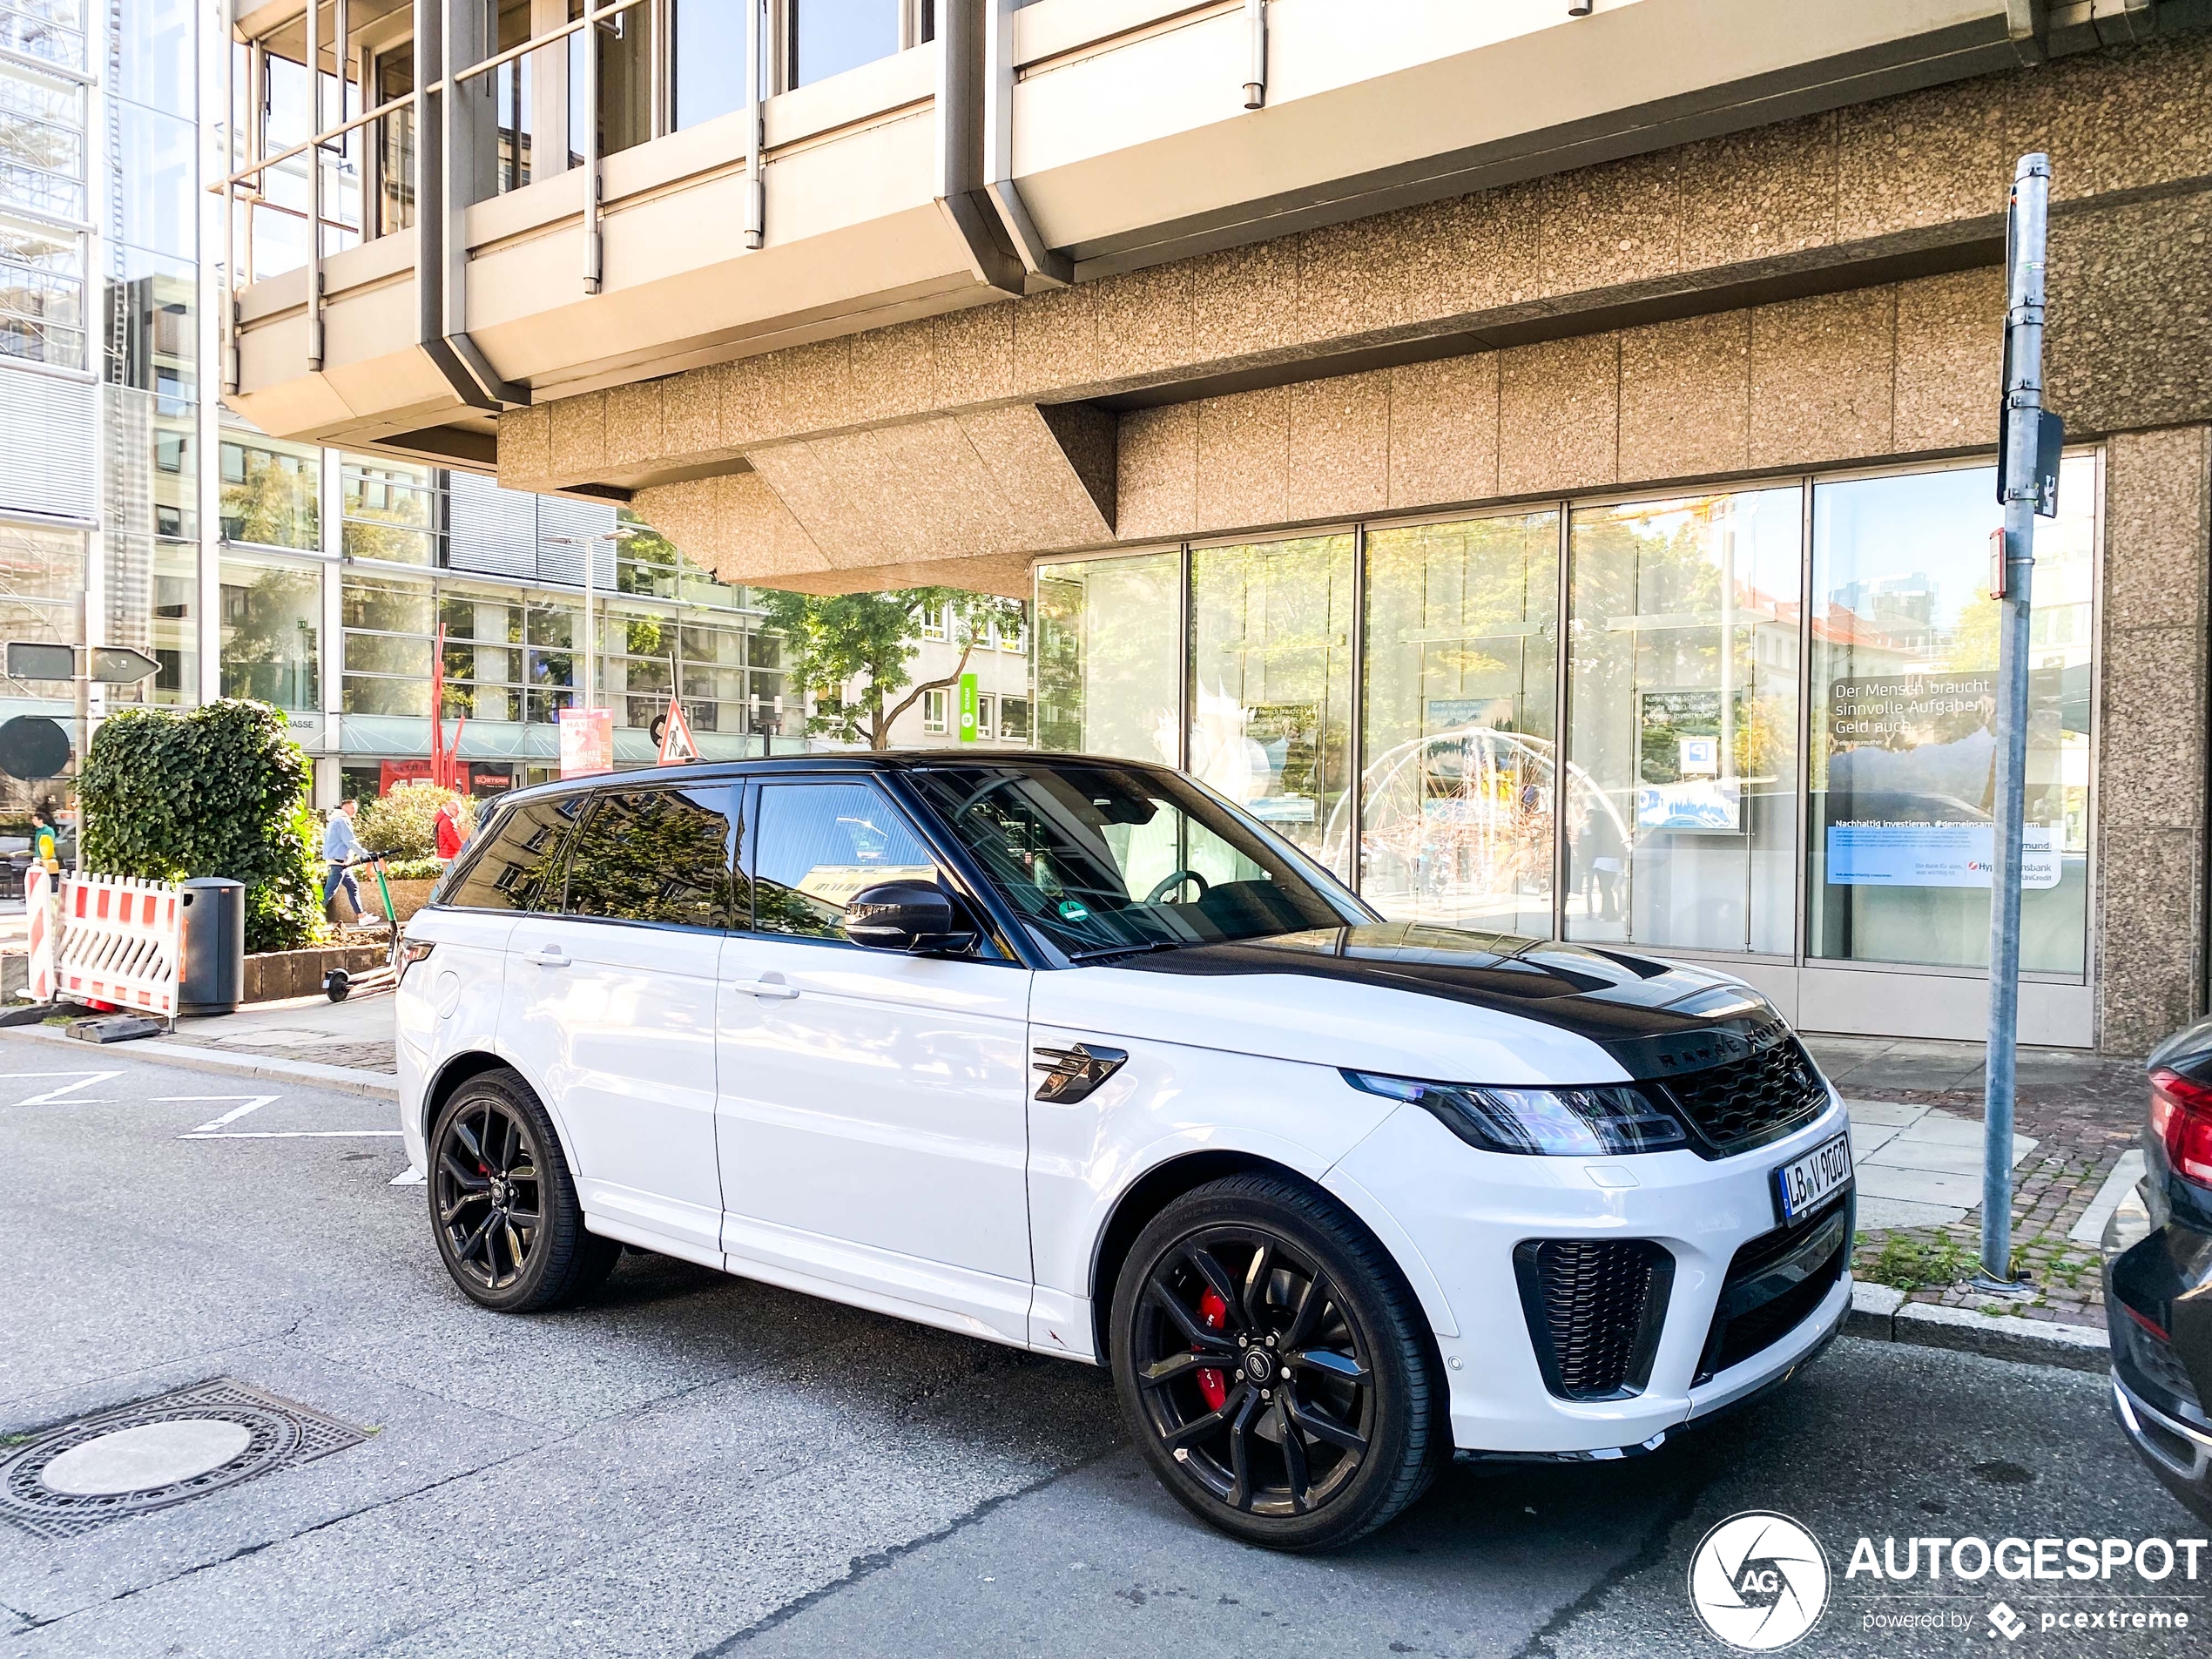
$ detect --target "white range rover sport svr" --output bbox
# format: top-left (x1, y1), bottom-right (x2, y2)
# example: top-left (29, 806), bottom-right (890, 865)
top-left (397, 754), bottom-right (1854, 1549)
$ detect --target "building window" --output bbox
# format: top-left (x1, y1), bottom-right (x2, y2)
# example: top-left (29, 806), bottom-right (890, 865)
top-left (146, 543), bottom-right (197, 706)
top-left (1190, 534), bottom-right (1356, 882)
top-left (221, 553), bottom-right (321, 711)
top-left (1565, 488), bottom-right (1802, 956)
top-left (974, 692), bottom-right (994, 740)
top-left (997, 694), bottom-right (1029, 743)
top-left (788, 0), bottom-right (906, 91)
top-left (221, 438), bottom-right (320, 551)
top-left (921, 686), bottom-right (947, 733)
top-left (1360, 511), bottom-right (1559, 938)
top-left (341, 570), bottom-right (435, 716)
top-left (0, 61), bottom-right (85, 221)
top-left (918, 600), bottom-right (948, 640)
top-left (1807, 456), bottom-right (2097, 975)
top-left (675, 0), bottom-right (750, 130)
top-left (342, 456), bottom-right (438, 565)
top-left (1034, 550), bottom-right (1179, 761)
top-left (0, 213), bottom-right (83, 368)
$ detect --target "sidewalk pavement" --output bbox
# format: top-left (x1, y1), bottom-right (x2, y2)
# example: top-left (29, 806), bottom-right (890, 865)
top-left (1806, 1036), bottom-right (2147, 1333)
top-left (157, 988), bottom-right (398, 1074)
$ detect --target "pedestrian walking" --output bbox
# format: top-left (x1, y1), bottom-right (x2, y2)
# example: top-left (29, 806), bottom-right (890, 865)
top-left (434, 795), bottom-right (467, 864)
top-left (323, 798), bottom-right (372, 920)
top-left (30, 806), bottom-right (58, 873)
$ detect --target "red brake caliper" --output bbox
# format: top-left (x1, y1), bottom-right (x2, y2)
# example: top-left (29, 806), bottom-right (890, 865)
top-left (1195, 1288), bottom-right (1229, 1410)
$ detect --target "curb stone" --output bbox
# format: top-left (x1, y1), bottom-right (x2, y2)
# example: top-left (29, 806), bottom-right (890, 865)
top-left (0, 1022), bottom-right (399, 1099)
top-left (1848, 1279), bottom-right (2108, 1372)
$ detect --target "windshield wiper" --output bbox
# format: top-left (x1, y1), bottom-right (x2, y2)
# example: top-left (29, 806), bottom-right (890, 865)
top-left (1064, 938), bottom-right (1188, 964)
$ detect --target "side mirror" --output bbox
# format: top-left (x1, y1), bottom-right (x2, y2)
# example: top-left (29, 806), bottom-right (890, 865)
top-left (844, 880), bottom-right (978, 956)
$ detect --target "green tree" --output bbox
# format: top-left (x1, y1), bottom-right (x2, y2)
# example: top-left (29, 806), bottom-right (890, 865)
top-left (759, 587), bottom-right (1027, 751)
top-left (80, 699), bottom-right (324, 953)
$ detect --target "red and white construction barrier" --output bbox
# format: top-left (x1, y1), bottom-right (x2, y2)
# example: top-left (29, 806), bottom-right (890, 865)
top-left (55, 873), bottom-right (180, 1018)
top-left (24, 865), bottom-right (54, 1002)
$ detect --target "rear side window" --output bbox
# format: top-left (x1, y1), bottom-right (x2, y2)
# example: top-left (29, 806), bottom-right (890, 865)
top-left (444, 795), bottom-right (585, 913)
top-left (563, 785), bottom-right (740, 930)
top-left (750, 781), bottom-right (939, 941)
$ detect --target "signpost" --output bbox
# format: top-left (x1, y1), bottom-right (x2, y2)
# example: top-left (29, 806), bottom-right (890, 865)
top-left (4, 628), bottom-right (163, 871)
top-left (1979, 152), bottom-right (2064, 1294)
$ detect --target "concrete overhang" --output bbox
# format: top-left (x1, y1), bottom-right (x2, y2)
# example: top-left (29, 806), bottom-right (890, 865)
top-left (228, 0), bottom-right (2076, 466)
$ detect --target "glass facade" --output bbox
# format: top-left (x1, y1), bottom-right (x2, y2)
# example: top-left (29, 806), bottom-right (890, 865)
top-left (1566, 488), bottom-right (1801, 955)
top-left (1038, 455), bottom-right (2104, 985)
top-left (1359, 512), bottom-right (1558, 936)
top-left (1190, 535), bottom-right (1356, 880)
top-left (1807, 456), bottom-right (2098, 975)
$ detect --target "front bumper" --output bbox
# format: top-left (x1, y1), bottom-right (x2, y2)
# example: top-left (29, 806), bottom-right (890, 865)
top-left (1329, 1089), bottom-right (1855, 1454)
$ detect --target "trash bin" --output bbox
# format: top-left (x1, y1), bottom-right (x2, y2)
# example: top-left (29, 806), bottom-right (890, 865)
top-left (178, 877), bottom-right (246, 1015)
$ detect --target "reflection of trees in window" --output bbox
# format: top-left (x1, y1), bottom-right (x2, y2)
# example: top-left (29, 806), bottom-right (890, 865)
top-left (562, 788), bottom-right (737, 927)
top-left (220, 441), bottom-right (318, 550)
top-left (219, 563), bottom-right (320, 709)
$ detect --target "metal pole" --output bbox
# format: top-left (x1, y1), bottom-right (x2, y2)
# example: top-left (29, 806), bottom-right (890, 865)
top-left (1979, 152), bottom-right (2052, 1291)
top-left (583, 535), bottom-right (596, 711)
top-left (581, 0), bottom-right (601, 290)
top-left (743, 0), bottom-right (763, 248)
top-left (306, 0), bottom-right (324, 368)
top-left (73, 591), bottom-right (89, 873)
top-left (1242, 0), bottom-right (1265, 109)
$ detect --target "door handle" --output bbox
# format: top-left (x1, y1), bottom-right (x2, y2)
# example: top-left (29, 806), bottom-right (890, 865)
top-left (728, 974), bottom-right (799, 1000)
top-left (527, 944), bottom-right (570, 968)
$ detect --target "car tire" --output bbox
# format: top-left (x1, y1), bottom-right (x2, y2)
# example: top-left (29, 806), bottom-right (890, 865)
top-left (1109, 1173), bottom-right (1447, 1551)
top-left (428, 1069), bottom-right (618, 1313)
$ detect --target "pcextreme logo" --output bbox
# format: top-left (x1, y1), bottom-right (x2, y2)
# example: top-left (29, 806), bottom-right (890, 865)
top-left (1687, 1511), bottom-right (1831, 1651)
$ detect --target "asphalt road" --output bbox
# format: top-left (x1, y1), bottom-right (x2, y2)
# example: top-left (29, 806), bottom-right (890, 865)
top-left (0, 1036), bottom-right (2200, 1659)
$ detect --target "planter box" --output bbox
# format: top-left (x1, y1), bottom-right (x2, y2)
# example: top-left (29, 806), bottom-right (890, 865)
top-left (243, 941), bottom-right (391, 1003)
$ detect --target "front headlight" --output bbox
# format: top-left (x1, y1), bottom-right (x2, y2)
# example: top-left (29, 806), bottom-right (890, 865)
top-left (1342, 1069), bottom-right (1687, 1157)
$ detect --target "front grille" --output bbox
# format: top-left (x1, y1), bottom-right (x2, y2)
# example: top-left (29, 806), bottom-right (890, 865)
top-left (1695, 1193), bottom-right (1851, 1384)
top-left (1513, 1238), bottom-right (1674, 1400)
top-left (1653, 1034), bottom-right (1830, 1158)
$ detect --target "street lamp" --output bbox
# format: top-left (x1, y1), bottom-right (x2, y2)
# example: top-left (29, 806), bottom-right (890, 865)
top-left (541, 526), bottom-right (636, 714)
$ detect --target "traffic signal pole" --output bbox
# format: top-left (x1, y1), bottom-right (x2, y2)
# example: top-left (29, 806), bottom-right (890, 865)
top-left (1979, 152), bottom-right (2056, 1292)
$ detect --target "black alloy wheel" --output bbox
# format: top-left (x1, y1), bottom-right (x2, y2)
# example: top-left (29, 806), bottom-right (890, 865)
top-left (1111, 1175), bottom-right (1446, 1550)
top-left (428, 1069), bottom-right (617, 1312)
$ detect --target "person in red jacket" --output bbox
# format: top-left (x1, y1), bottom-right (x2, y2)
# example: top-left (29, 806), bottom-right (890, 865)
top-left (434, 797), bottom-right (468, 863)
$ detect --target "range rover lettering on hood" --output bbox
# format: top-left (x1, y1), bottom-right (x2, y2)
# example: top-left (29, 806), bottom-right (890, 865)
top-left (1116, 923), bottom-right (1791, 1082)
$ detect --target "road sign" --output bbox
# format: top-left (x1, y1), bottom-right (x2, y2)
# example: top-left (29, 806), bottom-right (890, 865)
top-left (0, 716), bottom-right (70, 779)
top-left (5, 642), bottom-right (74, 681)
top-left (89, 646), bottom-right (160, 685)
top-left (4, 644), bottom-right (162, 684)
top-left (655, 697), bottom-right (699, 765)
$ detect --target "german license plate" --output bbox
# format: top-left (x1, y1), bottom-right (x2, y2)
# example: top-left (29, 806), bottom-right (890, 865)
top-left (1774, 1132), bottom-right (1852, 1222)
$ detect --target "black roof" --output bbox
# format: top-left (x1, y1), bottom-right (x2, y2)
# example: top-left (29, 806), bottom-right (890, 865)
top-left (489, 749), bottom-right (1176, 808)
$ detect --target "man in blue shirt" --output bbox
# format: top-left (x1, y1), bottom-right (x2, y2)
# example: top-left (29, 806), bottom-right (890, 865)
top-left (323, 798), bottom-right (368, 918)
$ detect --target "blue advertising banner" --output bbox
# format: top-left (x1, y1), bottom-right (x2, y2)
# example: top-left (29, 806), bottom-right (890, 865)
top-left (1825, 822), bottom-right (2059, 889)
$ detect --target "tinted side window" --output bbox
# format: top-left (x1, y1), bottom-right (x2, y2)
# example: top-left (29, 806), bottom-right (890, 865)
top-left (751, 782), bottom-right (939, 941)
top-left (563, 785), bottom-right (740, 929)
top-left (446, 795), bottom-right (586, 913)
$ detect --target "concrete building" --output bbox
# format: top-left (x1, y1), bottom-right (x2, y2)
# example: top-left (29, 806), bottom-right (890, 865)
top-left (219, 0), bottom-right (2212, 1051)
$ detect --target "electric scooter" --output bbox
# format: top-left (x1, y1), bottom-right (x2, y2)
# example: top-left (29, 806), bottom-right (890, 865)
top-left (323, 848), bottom-right (405, 1002)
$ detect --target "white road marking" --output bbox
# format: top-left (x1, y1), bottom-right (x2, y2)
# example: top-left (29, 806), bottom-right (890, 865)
top-left (165, 1095), bottom-right (279, 1133)
top-left (184, 1130), bottom-right (403, 1140)
top-left (0, 1070), bottom-right (122, 1106)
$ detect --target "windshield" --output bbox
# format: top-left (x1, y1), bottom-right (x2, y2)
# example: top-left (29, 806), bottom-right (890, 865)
top-left (906, 762), bottom-right (1367, 959)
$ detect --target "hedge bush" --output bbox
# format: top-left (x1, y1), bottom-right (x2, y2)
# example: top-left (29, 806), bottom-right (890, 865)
top-left (354, 782), bottom-right (470, 863)
top-left (81, 700), bottom-right (324, 953)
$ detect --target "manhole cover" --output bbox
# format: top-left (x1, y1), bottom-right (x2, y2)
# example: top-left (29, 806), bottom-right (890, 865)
top-left (0, 1379), bottom-right (368, 1540)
